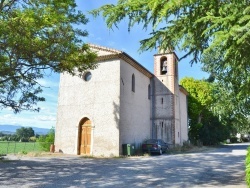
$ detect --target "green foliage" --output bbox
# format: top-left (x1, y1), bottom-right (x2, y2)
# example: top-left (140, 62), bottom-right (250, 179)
top-left (92, 1), bottom-right (250, 115)
top-left (29, 136), bottom-right (36, 142)
top-left (37, 127), bottom-right (55, 151)
top-left (202, 50), bottom-right (250, 120)
top-left (0, 134), bottom-right (20, 141)
top-left (0, 132), bottom-right (5, 137)
top-left (16, 127), bottom-right (35, 141)
top-left (246, 147), bottom-right (250, 186)
top-left (230, 137), bottom-right (238, 143)
top-left (0, 0), bottom-right (97, 113)
top-left (188, 123), bottom-right (203, 144)
top-left (199, 112), bottom-right (231, 145)
top-left (181, 77), bottom-right (232, 145)
top-left (21, 150), bottom-right (28, 155)
top-left (180, 141), bottom-right (194, 152)
top-left (180, 77), bottom-right (214, 124)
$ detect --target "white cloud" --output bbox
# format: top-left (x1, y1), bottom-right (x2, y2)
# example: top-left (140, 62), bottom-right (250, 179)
top-left (5, 107), bottom-right (13, 111)
top-left (0, 101), bottom-right (57, 129)
top-left (36, 115), bottom-right (56, 122)
top-left (3, 114), bottom-right (12, 118)
top-left (37, 78), bottom-right (59, 88)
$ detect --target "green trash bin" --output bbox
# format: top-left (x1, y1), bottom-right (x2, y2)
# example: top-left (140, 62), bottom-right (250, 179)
top-left (122, 144), bottom-right (131, 156)
top-left (130, 144), bottom-right (135, 156)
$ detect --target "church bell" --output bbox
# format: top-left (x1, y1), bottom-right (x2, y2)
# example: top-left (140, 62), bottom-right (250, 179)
top-left (162, 66), bottom-right (167, 72)
top-left (162, 60), bottom-right (168, 73)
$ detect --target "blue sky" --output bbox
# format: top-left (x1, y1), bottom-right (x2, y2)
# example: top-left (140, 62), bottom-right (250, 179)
top-left (0, 0), bottom-right (208, 129)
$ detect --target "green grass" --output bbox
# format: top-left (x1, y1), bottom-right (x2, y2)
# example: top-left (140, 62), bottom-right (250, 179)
top-left (0, 141), bottom-right (45, 154)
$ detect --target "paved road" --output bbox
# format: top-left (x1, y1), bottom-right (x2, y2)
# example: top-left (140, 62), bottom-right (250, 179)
top-left (0, 143), bottom-right (249, 188)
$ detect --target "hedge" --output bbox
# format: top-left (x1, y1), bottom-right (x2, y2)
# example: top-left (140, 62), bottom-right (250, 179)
top-left (246, 146), bottom-right (250, 186)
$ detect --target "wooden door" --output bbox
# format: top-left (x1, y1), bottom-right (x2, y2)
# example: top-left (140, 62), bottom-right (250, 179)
top-left (80, 120), bottom-right (92, 155)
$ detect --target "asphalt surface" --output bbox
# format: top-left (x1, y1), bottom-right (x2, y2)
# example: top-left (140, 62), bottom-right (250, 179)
top-left (0, 143), bottom-right (249, 188)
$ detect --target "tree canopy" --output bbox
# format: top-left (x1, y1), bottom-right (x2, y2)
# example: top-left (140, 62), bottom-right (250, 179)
top-left (16, 127), bottom-right (35, 141)
top-left (92, 0), bottom-right (250, 113)
top-left (180, 77), bottom-right (214, 124)
top-left (180, 77), bottom-right (234, 145)
top-left (0, 0), bottom-right (97, 113)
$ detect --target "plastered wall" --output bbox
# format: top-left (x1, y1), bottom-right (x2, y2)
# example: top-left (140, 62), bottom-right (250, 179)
top-left (55, 59), bottom-right (121, 157)
top-left (119, 59), bottom-right (151, 153)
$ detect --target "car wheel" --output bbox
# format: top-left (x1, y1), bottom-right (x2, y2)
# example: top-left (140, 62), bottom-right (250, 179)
top-left (159, 149), bottom-right (162, 155)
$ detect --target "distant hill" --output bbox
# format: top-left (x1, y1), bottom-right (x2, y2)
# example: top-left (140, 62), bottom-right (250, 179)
top-left (0, 124), bottom-right (50, 135)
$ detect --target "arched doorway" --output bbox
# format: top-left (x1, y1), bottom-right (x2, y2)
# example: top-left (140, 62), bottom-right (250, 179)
top-left (78, 118), bottom-right (92, 155)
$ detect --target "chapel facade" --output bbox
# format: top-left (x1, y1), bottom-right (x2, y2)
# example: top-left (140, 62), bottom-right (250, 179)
top-left (55, 44), bottom-right (188, 157)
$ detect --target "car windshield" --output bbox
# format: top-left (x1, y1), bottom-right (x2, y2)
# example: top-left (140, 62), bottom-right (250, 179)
top-left (145, 139), bottom-right (158, 144)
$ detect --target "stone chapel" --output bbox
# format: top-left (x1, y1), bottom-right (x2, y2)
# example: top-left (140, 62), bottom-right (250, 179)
top-left (55, 44), bottom-right (188, 157)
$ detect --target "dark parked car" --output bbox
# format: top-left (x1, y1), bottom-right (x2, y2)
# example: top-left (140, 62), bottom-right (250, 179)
top-left (142, 139), bottom-right (169, 155)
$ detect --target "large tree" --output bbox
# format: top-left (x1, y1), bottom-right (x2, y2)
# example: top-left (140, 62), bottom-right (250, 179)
top-left (0, 0), bottom-right (97, 113)
top-left (180, 77), bottom-right (214, 124)
top-left (180, 77), bottom-right (233, 145)
top-left (16, 127), bottom-right (35, 141)
top-left (92, 0), bottom-right (250, 113)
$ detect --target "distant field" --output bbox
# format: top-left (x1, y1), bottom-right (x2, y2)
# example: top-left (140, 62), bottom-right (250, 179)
top-left (0, 141), bottom-right (45, 154)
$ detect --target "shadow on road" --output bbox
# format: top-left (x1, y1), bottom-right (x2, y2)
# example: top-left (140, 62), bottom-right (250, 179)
top-left (0, 143), bottom-right (248, 188)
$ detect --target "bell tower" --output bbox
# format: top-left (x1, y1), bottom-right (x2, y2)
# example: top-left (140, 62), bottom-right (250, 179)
top-left (153, 48), bottom-right (179, 93)
top-left (151, 48), bottom-right (180, 145)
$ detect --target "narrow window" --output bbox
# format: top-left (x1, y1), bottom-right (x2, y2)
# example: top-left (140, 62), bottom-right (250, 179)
top-left (161, 122), bottom-right (164, 139)
top-left (148, 84), bottom-right (151, 99)
top-left (161, 98), bottom-right (163, 104)
top-left (132, 74), bottom-right (135, 92)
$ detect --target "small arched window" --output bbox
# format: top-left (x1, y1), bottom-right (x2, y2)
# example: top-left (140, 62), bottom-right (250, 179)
top-left (148, 84), bottom-right (151, 99)
top-left (132, 74), bottom-right (135, 92)
top-left (160, 57), bottom-right (167, 75)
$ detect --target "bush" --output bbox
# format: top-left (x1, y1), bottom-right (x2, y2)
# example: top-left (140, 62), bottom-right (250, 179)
top-left (246, 147), bottom-right (250, 186)
top-left (230, 137), bottom-right (238, 143)
top-left (37, 135), bottom-right (51, 151)
top-left (29, 136), bottom-right (36, 142)
top-left (37, 127), bottom-right (55, 151)
top-left (181, 141), bottom-right (193, 151)
top-left (19, 137), bottom-right (29, 142)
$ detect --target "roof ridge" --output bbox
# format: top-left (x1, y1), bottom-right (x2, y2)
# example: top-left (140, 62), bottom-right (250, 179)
top-left (88, 43), bottom-right (123, 54)
top-left (88, 43), bottom-right (153, 78)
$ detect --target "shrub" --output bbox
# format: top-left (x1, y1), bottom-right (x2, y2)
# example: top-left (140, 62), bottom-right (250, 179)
top-left (29, 136), bottom-right (36, 142)
top-left (181, 141), bottom-right (193, 151)
top-left (246, 147), bottom-right (250, 186)
top-left (21, 150), bottom-right (28, 155)
top-left (230, 137), bottom-right (238, 143)
top-left (37, 135), bottom-right (50, 151)
top-left (19, 137), bottom-right (29, 142)
top-left (37, 127), bottom-right (55, 151)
